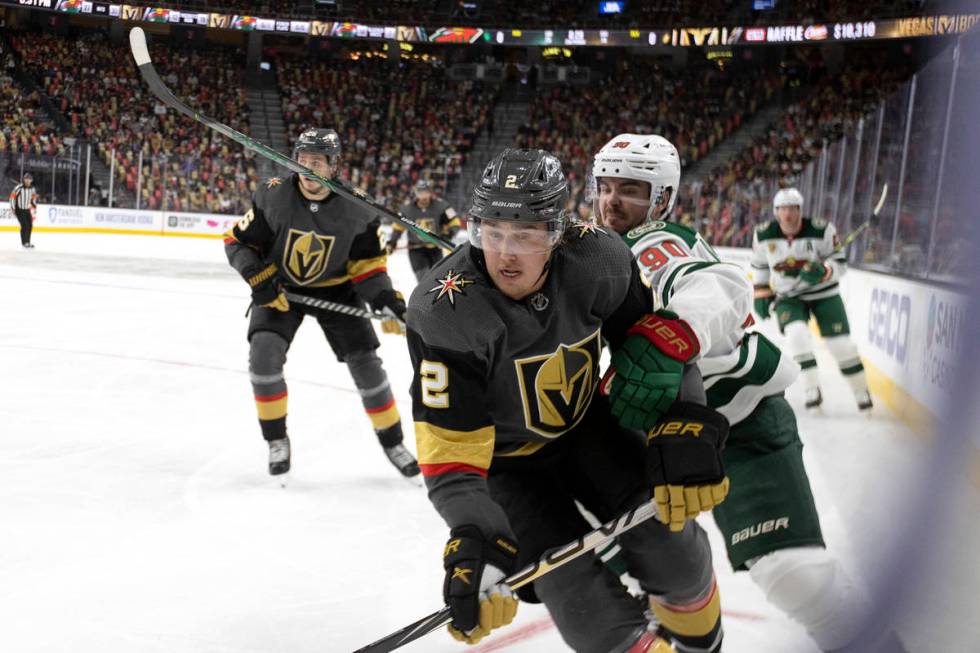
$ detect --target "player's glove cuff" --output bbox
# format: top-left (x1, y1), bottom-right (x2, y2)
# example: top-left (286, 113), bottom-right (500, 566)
top-left (626, 311), bottom-right (700, 363)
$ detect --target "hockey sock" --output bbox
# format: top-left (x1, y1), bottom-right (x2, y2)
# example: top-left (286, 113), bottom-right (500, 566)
top-left (785, 321), bottom-right (819, 391)
top-left (346, 349), bottom-right (400, 433)
top-left (250, 331), bottom-right (289, 441)
top-left (649, 578), bottom-right (723, 653)
top-left (824, 336), bottom-right (869, 398)
top-left (748, 546), bottom-right (868, 651)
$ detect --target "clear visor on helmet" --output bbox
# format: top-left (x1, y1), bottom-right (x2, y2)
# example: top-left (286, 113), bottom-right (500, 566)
top-left (467, 216), bottom-right (564, 255)
top-left (590, 172), bottom-right (654, 225)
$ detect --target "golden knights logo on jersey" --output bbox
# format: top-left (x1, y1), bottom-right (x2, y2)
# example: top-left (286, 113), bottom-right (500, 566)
top-left (515, 329), bottom-right (601, 438)
top-left (283, 229), bottom-right (335, 285)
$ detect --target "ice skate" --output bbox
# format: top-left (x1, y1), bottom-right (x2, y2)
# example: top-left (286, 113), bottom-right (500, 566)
top-left (268, 437), bottom-right (291, 476)
top-left (22, 243), bottom-right (34, 249)
top-left (383, 442), bottom-right (420, 479)
top-left (805, 387), bottom-right (823, 410)
top-left (628, 629), bottom-right (676, 653)
top-left (856, 390), bottom-right (873, 414)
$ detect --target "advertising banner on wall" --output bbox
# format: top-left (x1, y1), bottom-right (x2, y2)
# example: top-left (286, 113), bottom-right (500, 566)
top-left (90, 207), bottom-right (162, 231)
top-left (844, 269), bottom-right (964, 421)
top-left (162, 211), bottom-right (236, 236)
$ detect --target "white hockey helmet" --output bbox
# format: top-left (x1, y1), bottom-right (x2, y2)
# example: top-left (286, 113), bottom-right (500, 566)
top-left (592, 133), bottom-right (681, 221)
top-left (773, 187), bottom-right (804, 212)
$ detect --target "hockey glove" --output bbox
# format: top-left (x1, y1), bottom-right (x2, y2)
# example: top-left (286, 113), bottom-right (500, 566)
top-left (245, 262), bottom-right (289, 312)
top-left (372, 289), bottom-right (407, 336)
top-left (647, 401), bottom-right (730, 531)
top-left (601, 311), bottom-right (700, 431)
top-left (443, 526), bottom-right (519, 645)
top-left (753, 286), bottom-right (774, 319)
top-left (799, 261), bottom-right (830, 285)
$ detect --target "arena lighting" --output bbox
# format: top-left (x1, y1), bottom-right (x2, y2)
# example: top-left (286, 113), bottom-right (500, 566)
top-left (598, 1), bottom-right (624, 14)
top-left (542, 46), bottom-right (573, 57)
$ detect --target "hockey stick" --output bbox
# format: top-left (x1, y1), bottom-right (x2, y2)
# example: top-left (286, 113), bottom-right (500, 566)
top-left (352, 499), bottom-right (660, 653)
top-left (283, 291), bottom-right (394, 322)
top-left (836, 181), bottom-right (888, 251)
top-left (127, 27), bottom-right (453, 252)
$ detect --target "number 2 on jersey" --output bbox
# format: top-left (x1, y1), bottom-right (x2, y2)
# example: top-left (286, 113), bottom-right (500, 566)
top-left (420, 360), bottom-right (449, 408)
top-left (638, 239), bottom-right (687, 272)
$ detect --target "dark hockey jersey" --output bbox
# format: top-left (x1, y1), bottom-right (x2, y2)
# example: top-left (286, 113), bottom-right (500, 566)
top-left (388, 198), bottom-right (459, 249)
top-left (225, 174), bottom-right (393, 304)
top-left (406, 224), bottom-right (652, 538)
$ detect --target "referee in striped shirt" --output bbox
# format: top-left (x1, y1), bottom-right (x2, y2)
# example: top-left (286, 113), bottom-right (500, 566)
top-left (9, 173), bottom-right (37, 249)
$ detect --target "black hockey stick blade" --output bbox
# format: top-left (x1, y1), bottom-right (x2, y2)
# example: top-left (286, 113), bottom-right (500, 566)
top-left (353, 606), bottom-right (452, 653)
top-left (127, 27), bottom-right (453, 252)
top-left (352, 499), bottom-right (660, 652)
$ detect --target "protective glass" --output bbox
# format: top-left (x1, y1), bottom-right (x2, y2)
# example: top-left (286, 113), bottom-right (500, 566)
top-left (467, 217), bottom-right (563, 255)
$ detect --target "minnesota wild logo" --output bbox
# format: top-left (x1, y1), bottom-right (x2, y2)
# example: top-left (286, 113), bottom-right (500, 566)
top-left (427, 270), bottom-right (474, 305)
top-left (265, 177), bottom-right (283, 189)
top-left (282, 229), bottom-right (335, 285)
top-left (515, 329), bottom-right (601, 437)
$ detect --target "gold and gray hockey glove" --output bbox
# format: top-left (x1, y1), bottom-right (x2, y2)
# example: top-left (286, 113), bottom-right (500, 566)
top-left (647, 401), bottom-right (730, 531)
top-left (245, 262), bottom-right (289, 312)
top-left (443, 526), bottom-right (519, 645)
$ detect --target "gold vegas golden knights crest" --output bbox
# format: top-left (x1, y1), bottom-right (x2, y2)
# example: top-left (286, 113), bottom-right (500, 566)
top-left (282, 229), bottom-right (335, 286)
top-left (515, 329), bottom-right (602, 438)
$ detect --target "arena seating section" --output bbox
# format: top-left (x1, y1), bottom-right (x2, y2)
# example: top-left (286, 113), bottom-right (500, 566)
top-left (677, 63), bottom-right (911, 247)
top-left (276, 55), bottom-right (495, 213)
top-left (515, 62), bottom-right (781, 220)
top-left (0, 40), bottom-right (64, 157)
top-left (8, 30), bottom-right (257, 213)
top-left (2, 23), bottom-right (915, 231)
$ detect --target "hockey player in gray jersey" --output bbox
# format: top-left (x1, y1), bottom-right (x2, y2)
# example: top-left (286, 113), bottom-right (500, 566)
top-left (224, 128), bottom-right (419, 479)
top-left (407, 148), bottom-right (730, 653)
top-left (386, 179), bottom-right (460, 281)
top-left (594, 133), bottom-right (900, 652)
top-left (751, 188), bottom-right (873, 411)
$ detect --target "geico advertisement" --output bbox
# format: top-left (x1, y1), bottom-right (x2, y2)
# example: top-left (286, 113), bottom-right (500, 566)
top-left (846, 269), bottom-right (964, 415)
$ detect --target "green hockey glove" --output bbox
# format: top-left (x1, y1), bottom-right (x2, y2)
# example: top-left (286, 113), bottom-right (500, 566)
top-left (601, 311), bottom-right (700, 431)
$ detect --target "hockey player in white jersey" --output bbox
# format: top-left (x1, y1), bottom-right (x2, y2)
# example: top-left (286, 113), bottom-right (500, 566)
top-left (593, 134), bottom-right (901, 652)
top-left (751, 188), bottom-right (873, 411)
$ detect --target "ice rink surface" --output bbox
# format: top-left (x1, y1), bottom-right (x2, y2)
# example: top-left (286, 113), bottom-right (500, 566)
top-left (0, 233), bottom-right (939, 652)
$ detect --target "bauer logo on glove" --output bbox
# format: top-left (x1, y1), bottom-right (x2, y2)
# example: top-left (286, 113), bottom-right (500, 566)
top-left (645, 401), bottom-right (730, 531)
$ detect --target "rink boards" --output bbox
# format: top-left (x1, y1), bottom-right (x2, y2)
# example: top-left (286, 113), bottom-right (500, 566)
top-left (0, 201), bottom-right (235, 237)
top-left (716, 246), bottom-right (963, 432)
